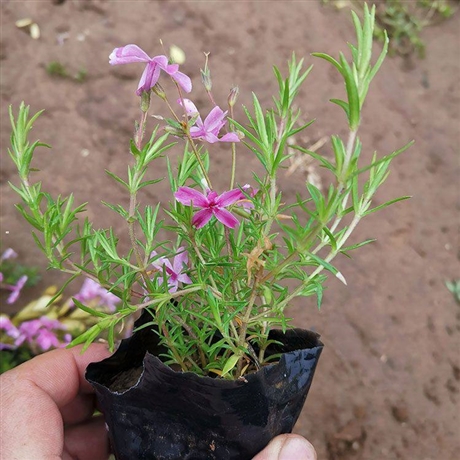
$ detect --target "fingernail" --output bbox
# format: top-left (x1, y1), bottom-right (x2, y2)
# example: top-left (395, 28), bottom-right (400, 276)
top-left (279, 437), bottom-right (316, 460)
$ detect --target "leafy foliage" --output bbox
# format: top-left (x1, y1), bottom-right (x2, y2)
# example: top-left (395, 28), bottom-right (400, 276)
top-left (8, 6), bottom-right (411, 379)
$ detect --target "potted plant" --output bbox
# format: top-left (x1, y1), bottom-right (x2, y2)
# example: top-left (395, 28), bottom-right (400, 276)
top-left (7, 5), bottom-right (411, 459)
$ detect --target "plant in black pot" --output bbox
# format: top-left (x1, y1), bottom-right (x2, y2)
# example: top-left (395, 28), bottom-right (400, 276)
top-left (8, 5), bottom-right (411, 459)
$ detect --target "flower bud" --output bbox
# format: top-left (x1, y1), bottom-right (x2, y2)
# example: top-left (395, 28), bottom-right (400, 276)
top-left (164, 125), bottom-right (185, 137)
top-left (140, 90), bottom-right (151, 112)
top-left (228, 86), bottom-right (239, 108)
top-left (200, 67), bottom-right (212, 92)
top-left (151, 83), bottom-right (166, 100)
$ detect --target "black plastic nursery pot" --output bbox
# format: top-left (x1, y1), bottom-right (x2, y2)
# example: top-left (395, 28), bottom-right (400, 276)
top-left (86, 312), bottom-right (323, 460)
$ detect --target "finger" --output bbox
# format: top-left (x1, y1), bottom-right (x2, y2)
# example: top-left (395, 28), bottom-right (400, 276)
top-left (5, 343), bottom-right (111, 408)
top-left (61, 393), bottom-right (97, 425)
top-left (252, 434), bottom-right (317, 460)
top-left (63, 415), bottom-right (110, 460)
top-left (0, 344), bottom-right (111, 459)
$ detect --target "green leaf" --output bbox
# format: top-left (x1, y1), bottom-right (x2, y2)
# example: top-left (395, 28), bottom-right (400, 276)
top-left (341, 239), bottom-right (376, 253)
top-left (316, 282), bottom-right (323, 310)
top-left (306, 252), bottom-right (338, 276)
top-left (339, 53), bottom-right (360, 129)
top-left (286, 119), bottom-right (315, 137)
top-left (311, 53), bottom-right (343, 76)
top-left (105, 170), bottom-right (129, 189)
top-left (352, 141), bottom-right (414, 178)
top-left (364, 196), bottom-right (411, 215)
top-left (322, 227), bottom-right (337, 252)
top-left (46, 273), bottom-right (80, 307)
top-left (72, 298), bottom-right (108, 318)
top-left (221, 354), bottom-right (240, 377)
top-left (330, 99), bottom-right (349, 118)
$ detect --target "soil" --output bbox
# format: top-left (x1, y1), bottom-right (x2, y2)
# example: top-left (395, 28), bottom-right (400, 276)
top-left (1, 1), bottom-right (459, 459)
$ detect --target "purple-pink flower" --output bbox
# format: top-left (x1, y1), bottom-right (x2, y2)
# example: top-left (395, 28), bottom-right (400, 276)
top-left (175, 187), bottom-right (243, 229)
top-left (73, 278), bottom-right (120, 312)
top-left (179, 99), bottom-right (240, 143)
top-left (0, 315), bottom-right (20, 350)
top-left (109, 44), bottom-right (192, 96)
top-left (151, 247), bottom-right (192, 293)
top-left (1, 275), bottom-right (28, 304)
top-left (15, 317), bottom-right (70, 352)
top-left (1, 248), bottom-right (17, 262)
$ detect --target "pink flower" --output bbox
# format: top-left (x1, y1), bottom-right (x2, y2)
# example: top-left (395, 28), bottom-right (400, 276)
top-left (0, 315), bottom-right (20, 350)
top-left (109, 44), bottom-right (192, 96)
top-left (73, 278), bottom-right (120, 312)
top-left (15, 317), bottom-right (69, 352)
top-left (1, 248), bottom-right (17, 262)
top-left (151, 247), bottom-right (192, 293)
top-left (175, 187), bottom-right (242, 229)
top-left (5, 275), bottom-right (27, 304)
top-left (178, 99), bottom-right (240, 143)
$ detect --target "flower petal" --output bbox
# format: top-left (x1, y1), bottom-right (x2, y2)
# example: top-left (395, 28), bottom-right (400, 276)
top-left (177, 273), bottom-right (192, 285)
top-left (203, 106), bottom-right (227, 133)
top-left (173, 248), bottom-right (188, 273)
top-left (218, 132), bottom-right (240, 143)
top-left (0, 316), bottom-right (18, 336)
top-left (1, 248), bottom-right (17, 261)
top-left (151, 55), bottom-right (169, 69)
top-left (204, 131), bottom-right (220, 143)
top-left (136, 61), bottom-right (160, 95)
top-left (175, 186), bottom-right (208, 208)
top-left (167, 280), bottom-right (179, 293)
top-left (213, 208), bottom-right (239, 229)
top-left (190, 126), bottom-right (205, 139)
top-left (192, 209), bottom-right (213, 228)
top-left (109, 44), bottom-right (151, 65)
top-left (215, 188), bottom-right (245, 207)
top-left (179, 98), bottom-right (199, 116)
top-left (172, 71), bottom-right (192, 93)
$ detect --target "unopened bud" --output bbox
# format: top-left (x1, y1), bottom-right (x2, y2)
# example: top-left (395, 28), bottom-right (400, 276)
top-left (164, 125), bottom-right (184, 137)
top-left (151, 83), bottom-right (166, 100)
top-left (228, 86), bottom-right (239, 108)
top-left (201, 52), bottom-right (212, 92)
top-left (140, 90), bottom-right (151, 112)
top-left (200, 67), bottom-right (212, 92)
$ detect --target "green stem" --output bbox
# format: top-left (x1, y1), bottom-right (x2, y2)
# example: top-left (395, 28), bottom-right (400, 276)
top-left (229, 105), bottom-right (237, 189)
top-left (128, 105), bottom-right (151, 286)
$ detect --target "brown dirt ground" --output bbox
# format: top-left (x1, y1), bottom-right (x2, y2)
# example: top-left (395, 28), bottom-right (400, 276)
top-left (1, 1), bottom-right (459, 459)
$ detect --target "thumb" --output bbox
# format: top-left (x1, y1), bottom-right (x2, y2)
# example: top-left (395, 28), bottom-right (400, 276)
top-left (253, 434), bottom-right (317, 460)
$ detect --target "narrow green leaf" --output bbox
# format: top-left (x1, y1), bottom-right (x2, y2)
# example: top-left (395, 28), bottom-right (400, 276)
top-left (221, 354), bottom-right (240, 377)
top-left (364, 196), bottom-right (411, 215)
top-left (306, 252), bottom-right (338, 275)
top-left (312, 53), bottom-right (344, 76)
top-left (72, 298), bottom-right (108, 318)
top-left (330, 99), bottom-right (349, 118)
top-left (286, 119), bottom-right (315, 137)
top-left (352, 141), bottom-right (414, 178)
top-left (340, 239), bottom-right (376, 253)
top-left (105, 170), bottom-right (129, 189)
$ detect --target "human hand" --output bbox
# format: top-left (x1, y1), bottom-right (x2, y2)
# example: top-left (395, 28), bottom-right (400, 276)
top-left (253, 434), bottom-right (317, 460)
top-left (0, 344), bottom-right (111, 460)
